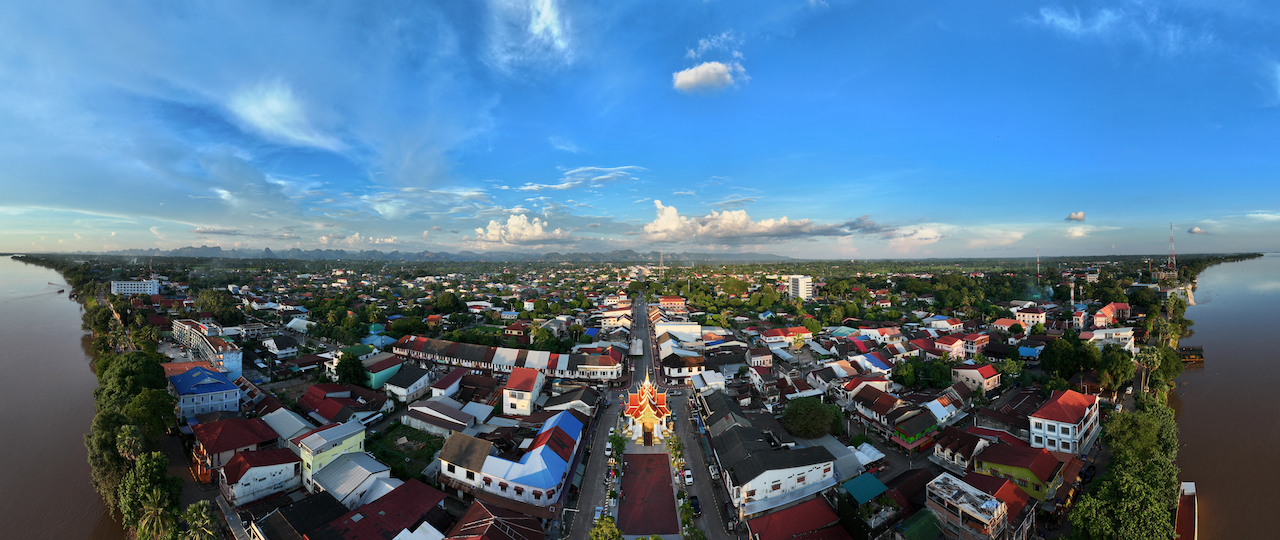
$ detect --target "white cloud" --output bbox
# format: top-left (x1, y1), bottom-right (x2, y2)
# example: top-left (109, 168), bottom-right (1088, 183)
top-left (1066, 225), bottom-right (1121, 238)
top-left (475, 214), bottom-right (572, 244)
top-left (228, 80), bottom-right (342, 150)
top-left (643, 200), bottom-right (843, 243)
top-left (149, 226), bottom-right (165, 240)
top-left (1247, 212), bottom-right (1280, 221)
top-left (965, 228), bottom-right (1026, 249)
top-left (887, 225), bottom-right (948, 253)
top-left (1066, 211), bottom-right (1086, 221)
top-left (709, 195), bottom-right (758, 210)
top-left (516, 166), bottom-right (644, 191)
top-left (673, 62), bottom-right (745, 93)
top-left (672, 190), bottom-right (696, 196)
top-left (1032, 5), bottom-right (1214, 57)
top-left (486, 0), bottom-right (572, 72)
top-left (686, 31), bottom-right (742, 60)
top-left (1188, 226), bottom-right (1207, 234)
top-left (549, 136), bottom-right (580, 153)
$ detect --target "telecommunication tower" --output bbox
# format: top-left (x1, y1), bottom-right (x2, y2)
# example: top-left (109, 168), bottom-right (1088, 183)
top-left (1167, 223), bottom-right (1177, 272)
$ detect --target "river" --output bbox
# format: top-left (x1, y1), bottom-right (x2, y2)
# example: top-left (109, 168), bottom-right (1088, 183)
top-left (0, 257), bottom-right (127, 539)
top-left (1171, 253), bottom-right (1280, 540)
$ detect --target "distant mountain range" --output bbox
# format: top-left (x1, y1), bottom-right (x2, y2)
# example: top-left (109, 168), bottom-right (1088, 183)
top-left (80, 246), bottom-right (797, 263)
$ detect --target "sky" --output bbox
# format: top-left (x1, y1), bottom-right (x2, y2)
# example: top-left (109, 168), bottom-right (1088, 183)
top-left (2, 0), bottom-right (1280, 259)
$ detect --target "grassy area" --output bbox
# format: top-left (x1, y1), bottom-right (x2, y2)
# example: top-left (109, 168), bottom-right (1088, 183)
top-left (471, 326), bottom-right (503, 334)
top-left (368, 424), bottom-right (445, 480)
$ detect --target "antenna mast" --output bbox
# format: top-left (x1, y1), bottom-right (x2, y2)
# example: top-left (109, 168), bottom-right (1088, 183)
top-left (1167, 223), bottom-right (1177, 274)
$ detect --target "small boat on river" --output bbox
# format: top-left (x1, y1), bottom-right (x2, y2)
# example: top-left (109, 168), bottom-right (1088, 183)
top-left (1176, 482), bottom-right (1198, 540)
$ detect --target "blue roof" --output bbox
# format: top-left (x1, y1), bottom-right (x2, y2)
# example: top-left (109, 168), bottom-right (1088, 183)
top-left (842, 474), bottom-right (888, 504)
top-left (362, 334), bottom-right (396, 347)
top-left (541, 410), bottom-right (585, 441)
top-left (168, 367), bottom-right (236, 395)
top-left (1019, 347), bottom-right (1042, 358)
top-left (584, 328), bottom-right (599, 337)
top-left (387, 314), bottom-right (405, 320)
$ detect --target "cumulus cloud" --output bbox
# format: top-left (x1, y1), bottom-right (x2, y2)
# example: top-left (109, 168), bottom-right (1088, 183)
top-left (643, 200), bottom-right (843, 243)
top-left (228, 80), bottom-right (342, 150)
top-left (888, 226), bottom-right (948, 253)
top-left (516, 166), bottom-right (644, 191)
top-left (475, 214), bottom-right (572, 244)
top-left (318, 232), bottom-right (398, 246)
top-left (1188, 226), bottom-right (1207, 234)
top-left (1066, 211), bottom-right (1086, 221)
top-left (673, 62), bottom-right (745, 92)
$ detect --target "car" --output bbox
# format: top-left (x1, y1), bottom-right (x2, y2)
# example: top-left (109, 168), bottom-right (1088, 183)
top-left (683, 469), bottom-right (694, 486)
top-left (708, 463), bottom-right (720, 480)
top-left (594, 507), bottom-right (604, 521)
top-left (1082, 465), bottom-right (1097, 482)
top-left (605, 443), bottom-right (613, 456)
top-left (689, 496), bottom-right (702, 517)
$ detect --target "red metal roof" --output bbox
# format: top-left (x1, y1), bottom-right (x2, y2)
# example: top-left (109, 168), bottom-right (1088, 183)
top-left (1031, 390), bottom-right (1096, 424)
top-left (746, 497), bottom-right (846, 540)
top-left (312, 479), bottom-right (447, 540)
top-left (976, 445), bottom-right (1060, 483)
top-left (221, 448), bottom-right (300, 484)
top-left (192, 418), bottom-right (278, 455)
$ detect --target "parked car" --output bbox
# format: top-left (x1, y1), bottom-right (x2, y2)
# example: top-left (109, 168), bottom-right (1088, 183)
top-left (1082, 465), bottom-right (1097, 483)
top-left (708, 463), bottom-right (720, 480)
top-left (683, 469), bottom-right (694, 486)
top-left (689, 496), bottom-right (702, 517)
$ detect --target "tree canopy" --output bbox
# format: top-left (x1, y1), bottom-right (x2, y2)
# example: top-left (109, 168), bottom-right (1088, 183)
top-left (780, 397), bottom-right (840, 439)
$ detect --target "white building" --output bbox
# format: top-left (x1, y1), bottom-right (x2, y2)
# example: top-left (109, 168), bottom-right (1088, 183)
top-left (167, 367), bottom-right (239, 420)
top-left (789, 275), bottom-right (813, 301)
top-left (219, 449), bottom-right (303, 507)
top-left (172, 319), bottom-right (244, 381)
top-left (1028, 390), bottom-right (1100, 455)
top-left (110, 280), bottom-right (160, 296)
top-left (503, 367), bottom-right (546, 416)
top-left (384, 364), bottom-right (433, 403)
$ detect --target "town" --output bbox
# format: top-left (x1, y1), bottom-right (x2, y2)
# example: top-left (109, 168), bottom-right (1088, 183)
top-left (23, 252), bottom-right (1255, 540)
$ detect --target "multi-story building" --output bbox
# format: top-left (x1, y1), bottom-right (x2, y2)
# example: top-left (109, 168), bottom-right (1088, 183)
top-left (1014, 308), bottom-right (1046, 330)
top-left (1028, 390), bottom-right (1099, 455)
top-left (219, 448), bottom-right (303, 507)
top-left (110, 279), bottom-right (160, 296)
top-left (789, 276), bottom-right (813, 301)
top-left (503, 367), bottom-right (545, 416)
top-left (392, 336), bottom-right (623, 382)
top-left (926, 473), bottom-right (1013, 540)
top-left (168, 366), bottom-right (239, 420)
top-left (952, 364), bottom-right (1001, 395)
top-left (962, 334), bottom-right (990, 357)
top-left (972, 445), bottom-right (1064, 502)
top-left (293, 422), bottom-right (367, 491)
top-left (172, 319), bottom-right (243, 380)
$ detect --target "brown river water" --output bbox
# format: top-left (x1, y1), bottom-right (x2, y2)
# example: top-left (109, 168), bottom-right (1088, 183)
top-left (0, 257), bottom-right (127, 539)
top-left (0, 253), bottom-right (1274, 538)
top-left (1170, 252), bottom-right (1280, 539)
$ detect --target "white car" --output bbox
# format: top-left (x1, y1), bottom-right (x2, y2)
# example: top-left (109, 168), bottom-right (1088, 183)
top-left (683, 469), bottom-right (693, 486)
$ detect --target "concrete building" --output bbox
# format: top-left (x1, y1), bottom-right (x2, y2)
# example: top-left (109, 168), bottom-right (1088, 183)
top-left (503, 367), bottom-right (545, 416)
top-left (219, 448), bottom-right (303, 507)
top-left (168, 366), bottom-right (238, 420)
top-left (110, 280), bottom-right (160, 296)
top-left (925, 473), bottom-right (1010, 540)
top-left (789, 275), bottom-right (813, 301)
top-left (1028, 390), bottom-right (1100, 455)
top-left (172, 319), bottom-right (244, 380)
top-left (293, 422), bottom-right (367, 491)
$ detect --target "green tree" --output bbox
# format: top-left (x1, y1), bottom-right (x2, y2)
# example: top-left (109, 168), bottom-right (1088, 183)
top-left (118, 452), bottom-right (182, 531)
top-left (780, 397), bottom-right (834, 439)
top-left (723, 278), bottom-right (749, 296)
top-left (802, 318), bottom-right (822, 334)
top-left (86, 411), bottom-right (131, 512)
top-left (1097, 344), bottom-right (1135, 392)
top-left (1009, 323), bottom-right (1024, 335)
top-left (1029, 322), bottom-right (1046, 335)
top-left (137, 487), bottom-right (177, 540)
top-left (590, 516), bottom-right (623, 540)
top-left (1069, 466), bottom-right (1175, 540)
top-left (181, 501), bottom-right (219, 540)
top-left (123, 388), bottom-right (176, 440)
top-left (335, 354), bottom-right (367, 386)
top-left (116, 424), bottom-right (145, 461)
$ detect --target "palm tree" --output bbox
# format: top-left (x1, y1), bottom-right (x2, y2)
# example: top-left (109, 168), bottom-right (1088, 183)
top-left (1135, 347), bottom-right (1161, 394)
top-left (136, 487), bottom-right (175, 540)
top-left (181, 501), bottom-right (218, 540)
top-left (116, 424), bottom-right (145, 461)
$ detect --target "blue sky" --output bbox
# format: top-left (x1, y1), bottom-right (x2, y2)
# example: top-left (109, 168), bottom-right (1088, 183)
top-left (2, 0), bottom-right (1280, 258)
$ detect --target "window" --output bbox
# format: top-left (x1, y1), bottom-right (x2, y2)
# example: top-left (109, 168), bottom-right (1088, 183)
top-left (1061, 442), bottom-right (1071, 452)
top-left (823, 466), bottom-right (831, 474)
top-left (1047, 424), bottom-right (1056, 433)
top-left (1033, 421), bottom-right (1043, 430)
top-left (772, 482), bottom-right (781, 491)
top-left (1034, 436), bottom-right (1043, 444)
top-left (509, 402), bottom-right (517, 409)
top-left (447, 464), bottom-right (456, 473)
top-left (745, 490), bottom-right (755, 498)
top-left (1061, 427), bottom-right (1071, 436)
top-left (1034, 484), bottom-right (1042, 491)
top-left (796, 476), bottom-right (805, 484)
top-left (466, 471), bottom-right (475, 480)
top-left (1048, 440), bottom-right (1057, 448)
